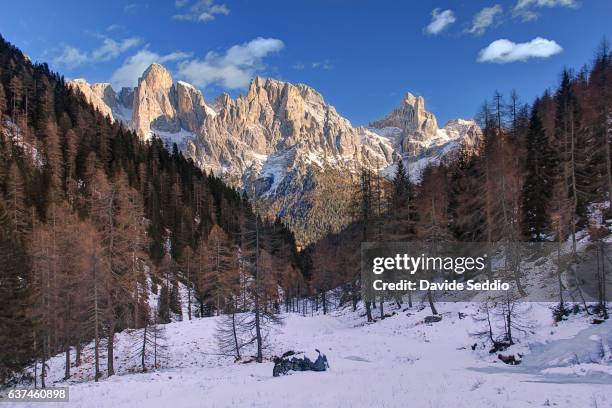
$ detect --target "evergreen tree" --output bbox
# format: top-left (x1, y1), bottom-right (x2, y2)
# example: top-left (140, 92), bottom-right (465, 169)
top-left (0, 202), bottom-right (33, 382)
top-left (522, 100), bottom-right (556, 241)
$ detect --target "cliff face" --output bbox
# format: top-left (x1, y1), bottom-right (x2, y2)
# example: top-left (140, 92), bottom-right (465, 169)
top-left (68, 65), bottom-right (481, 243)
top-left (370, 92), bottom-right (438, 143)
top-left (68, 79), bottom-right (115, 121)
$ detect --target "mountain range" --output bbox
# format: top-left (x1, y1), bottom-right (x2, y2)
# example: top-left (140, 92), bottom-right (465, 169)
top-left (69, 64), bottom-right (482, 243)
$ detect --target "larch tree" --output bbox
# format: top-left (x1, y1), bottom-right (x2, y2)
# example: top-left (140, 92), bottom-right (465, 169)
top-left (414, 165), bottom-right (452, 315)
top-left (240, 213), bottom-right (282, 363)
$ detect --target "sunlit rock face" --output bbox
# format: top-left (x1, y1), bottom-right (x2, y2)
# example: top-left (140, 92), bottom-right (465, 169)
top-left (69, 66), bottom-right (481, 244)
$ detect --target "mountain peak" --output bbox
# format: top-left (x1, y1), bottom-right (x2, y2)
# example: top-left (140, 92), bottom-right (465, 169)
top-left (140, 63), bottom-right (173, 89)
top-left (68, 79), bottom-right (116, 121)
top-left (402, 92), bottom-right (424, 108)
top-left (370, 91), bottom-right (438, 140)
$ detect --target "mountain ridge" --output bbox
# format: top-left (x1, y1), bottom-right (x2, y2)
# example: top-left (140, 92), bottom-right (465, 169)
top-left (69, 65), bottom-right (482, 243)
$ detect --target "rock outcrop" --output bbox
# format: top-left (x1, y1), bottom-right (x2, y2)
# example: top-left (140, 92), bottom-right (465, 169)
top-left (68, 79), bottom-right (115, 121)
top-left (132, 63), bottom-right (178, 137)
top-left (370, 92), bottom-right (439, 152)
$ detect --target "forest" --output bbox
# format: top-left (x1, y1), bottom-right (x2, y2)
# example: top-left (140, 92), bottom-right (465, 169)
top-left (0, 35), bottom-right (299, 384)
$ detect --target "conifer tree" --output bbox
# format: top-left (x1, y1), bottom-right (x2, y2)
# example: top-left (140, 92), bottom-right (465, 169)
top-left (415, 165), bottom-right (452, 315)
top-left (0, 202), bottom-right (33, 382)
top-left (522, 100), bottom-right (556, 241)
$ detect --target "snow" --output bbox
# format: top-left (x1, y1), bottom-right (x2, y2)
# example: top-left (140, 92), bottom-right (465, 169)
top-left (0, 119), bottom-right (44, 168)
top-left (204, 103), bottom-right (217, 118)
top-left (112, 104), bottom-right (133, 125)
top-left (11, 300), bottom-right (611, 408)
top-left (305, 151), bottom-right (324, 168)
top-left (258, 149), bottom-right (292, 195)
top-left (368, 126), bottom-right (403, 140)
top-left (151, 128), bottom-right (196, 147)
top-left (250, 152), bottom-right (269, 163)
top-left (177, 80), bottom-right (196, 91)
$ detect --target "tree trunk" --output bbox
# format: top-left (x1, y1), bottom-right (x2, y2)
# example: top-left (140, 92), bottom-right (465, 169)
top-left (427, 289), bottom-right (437, 315)
top-left (365, 300), bottom-right (373, 322)
top-left (231, 308), bottom-right (241, 360)
top-left (40, 340), bottom-right (46, 388)
top-left (75, 341), bottom-right (82, 367)
top-left (93, 249), bottom-right (101, 382)
top-left (64, 347), bottom-right (70, 380)
top-left (322, 291), bottom-right (327, 315)
top-left (141, 324), bottom-right (147, 372)
top-left (254, 220), bottom-right (263, 363)
top-left (107, 329), bottom-right (115, 377)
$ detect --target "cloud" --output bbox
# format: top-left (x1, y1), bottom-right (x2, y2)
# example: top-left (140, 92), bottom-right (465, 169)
top-left (173, 0), bottom-right (230, 23)
top-left (91, 38), bottom-right (143, 62)
top-left (53, 37), bottom-right (142, 69)
top-left (292, 62), bottom-right (305, 70)
top-left (514, 0), bottom-right (579, 21)
top-left (477, 37), bottom-right (562, 63)
top-left (312, 60), bottom-right (332, 70)
top-left (177, 37), bottom-right (284, 89)
top-left (424, 8), bottom-right (456, 35)
top-left (123, 3), bottom-right (138, 13)
top-left (106, 24), bottom-right (122, 32)
top-left (467, 5), bottom-right (503, 35)
top-left (53, 46), bottom-right (89, 69)
top-left (110, 49), bottom-right (192, 89)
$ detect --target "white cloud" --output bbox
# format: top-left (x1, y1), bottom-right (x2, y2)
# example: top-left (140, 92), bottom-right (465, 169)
top-left (91, 38), bottom-right (143, 62)
top-left (293, 62), bottom-right (305, 70)
top-left (110, 49), bottom-right (192, 89)
top-left (424, 8), bottom-right (456, 35)
top-left (468, 5), bottom-right (503, 35)
top-left (177, 37), bottom-right (284, 89)
top-left (311, 60), bottom-right (332, 70)
top-left (514, 0), bottom-right (579, 21)
top-left (173, 0), bottom-right (230, 23)
top-left (53, 37), bottom-right (142, 69)
top-left (53, 46), bottom-right (89, 69)
top-left (477, 37), bottom-right (562, 63)
top-left (123, 3), bottom-right (138, 13)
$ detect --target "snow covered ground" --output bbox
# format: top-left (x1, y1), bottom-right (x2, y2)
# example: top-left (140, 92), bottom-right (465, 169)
top-left (9, 300), bottom-right (612, 408)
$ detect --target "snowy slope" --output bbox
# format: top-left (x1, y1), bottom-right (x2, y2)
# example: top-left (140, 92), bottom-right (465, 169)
top-left (9, 301), bottom-right (611, 408)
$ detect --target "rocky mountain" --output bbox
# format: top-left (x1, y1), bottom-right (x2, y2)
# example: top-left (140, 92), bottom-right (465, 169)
top-left (69, 65), bottom-right (481, 243)
top-left (365, 94), bottom-right (483, 180)
top-left (68, 79), bottom-right (133, 123)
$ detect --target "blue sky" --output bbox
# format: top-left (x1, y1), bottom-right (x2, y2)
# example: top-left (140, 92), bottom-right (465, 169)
top-left (1, 0), bottom-right (611, 125)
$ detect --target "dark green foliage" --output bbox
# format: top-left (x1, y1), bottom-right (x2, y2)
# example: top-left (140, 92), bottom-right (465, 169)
top-left (522, 100), bottom-right (556, 241)
top-left (0, 203), bottom-right (33, 382)
top-left (157, 285), bottom-right (170, 324)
